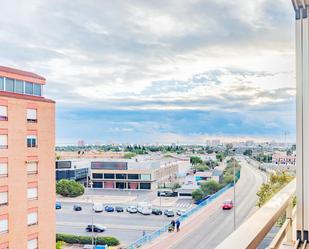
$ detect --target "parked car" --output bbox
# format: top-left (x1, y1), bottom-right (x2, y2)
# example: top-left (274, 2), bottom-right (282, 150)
top-left (176, 209), bottom-right (186, 216)
top-left (126, 205), bottom-right (138, 213)
top-left (157, 190), bottom-right (178, 197)
top-left (93, 203), bottom-right (103, 212)
top-left (73, 204), bottom-right (82, 211)
top-left (222, 200), bottom-right (233, 210)
top-left (152, 208), bottom-right (163, 215)
top-left (85, 224), bottom-right (106, 233)
top-left (115, 206), bottom-right (124, 212)
top-left (55, 202), bottom-right (61, 209)
top-left (105, 205), bottom-right (115, 212)
top-left (164, 209), bottom-right (175, 217)
top-left (137, 202), bottom-right (152, 215)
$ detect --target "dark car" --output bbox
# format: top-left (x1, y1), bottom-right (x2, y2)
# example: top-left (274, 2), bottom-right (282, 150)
top-left (85, 224), bottom-right (106, 233)
top-left (73, 204), bottom-right (82, 211)
top-left (55, 202), bottom-right (61, 209)
top-left (105, 205), bottom-right (115, 212)
top-left (164, 209), bottom-right (175, 217)
top-left (115, 206), bottom-right (124, 212)
top-left (152, 208), bottom-right (163, 215)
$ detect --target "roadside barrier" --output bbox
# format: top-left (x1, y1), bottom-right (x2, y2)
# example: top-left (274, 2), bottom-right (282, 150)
top-left (125, 182), bottom-right (234, 249)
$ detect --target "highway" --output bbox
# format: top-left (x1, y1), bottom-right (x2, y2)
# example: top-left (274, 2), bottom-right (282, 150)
top-left (170, 157), bottom-right (266, 249)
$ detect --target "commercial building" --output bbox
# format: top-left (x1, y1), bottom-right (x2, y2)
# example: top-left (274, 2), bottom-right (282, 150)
top-left (56, 160), bottom-right (88, 181)
top-left (0, 66), bottom-right (55, 249)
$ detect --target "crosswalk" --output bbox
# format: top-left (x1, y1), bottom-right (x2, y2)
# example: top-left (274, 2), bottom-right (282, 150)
top-left (175, 201), bottom-right (195, 209)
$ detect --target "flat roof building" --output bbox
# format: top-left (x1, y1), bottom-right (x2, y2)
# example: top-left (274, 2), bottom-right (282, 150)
top-left (0, 66), bottom-right (55, 249)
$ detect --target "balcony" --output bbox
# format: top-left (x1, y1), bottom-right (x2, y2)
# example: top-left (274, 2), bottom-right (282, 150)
top-left (216, 179), bottom-right (297, 249)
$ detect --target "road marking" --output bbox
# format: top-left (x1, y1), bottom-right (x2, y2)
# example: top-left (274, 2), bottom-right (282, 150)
top-left (57, 221), bottom-right (161, 231)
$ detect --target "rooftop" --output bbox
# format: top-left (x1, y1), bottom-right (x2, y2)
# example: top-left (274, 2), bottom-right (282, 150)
top-left (0, 66), bottom-right (45, 81)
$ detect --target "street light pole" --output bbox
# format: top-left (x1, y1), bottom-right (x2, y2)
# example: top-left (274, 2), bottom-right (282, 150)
top-left (90, 180), bottom-right (94, 246)
top-left (233, 158), bottom-right (236, 231)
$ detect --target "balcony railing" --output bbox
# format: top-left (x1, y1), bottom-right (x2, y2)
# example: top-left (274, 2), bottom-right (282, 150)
top-left (216, 179), bottom-right (296, 249)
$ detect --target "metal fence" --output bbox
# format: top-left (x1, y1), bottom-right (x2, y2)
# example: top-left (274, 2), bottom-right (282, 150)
top-left (124, 182), bottom-right (234, 249)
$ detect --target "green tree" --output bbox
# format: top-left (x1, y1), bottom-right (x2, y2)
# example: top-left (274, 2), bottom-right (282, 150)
top-left (216, 152), bottom-right (224, 162)
top-left (243, 149), bottom-right (252, 157)
top-left (194, 164), bottom-right (210, 172)
top-left (192, 189), bottom-right (204, 201)
top-left (201, 180), bottom-right (220, 195)
top-left (190, 156), bottom-right (203, 165)
top-left (56, 241), bottom-right (63, 249)
top-left (124, 152), bottom-right (137, 159)
top-left (56, 179), bottom-right (85, 197)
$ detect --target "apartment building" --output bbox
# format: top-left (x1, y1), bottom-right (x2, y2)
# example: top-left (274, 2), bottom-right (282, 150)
top-left (0, 66), bottom-right (55, 249)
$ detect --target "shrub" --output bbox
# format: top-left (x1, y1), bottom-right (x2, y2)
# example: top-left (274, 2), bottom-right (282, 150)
top-left (192, 189), bottom-right (204, 201)
top-left (56, 234), bottom-right (120, 246)
top-left (56, 179), bottom-right (85, 197)
top-left (56, 241), bottom-right (63, 249)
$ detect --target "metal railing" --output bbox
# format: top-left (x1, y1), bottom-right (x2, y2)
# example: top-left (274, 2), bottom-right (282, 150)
top-left (216, 179), bottom-right (296, 249)
top-left (125, 182), bottom-right (234, 249)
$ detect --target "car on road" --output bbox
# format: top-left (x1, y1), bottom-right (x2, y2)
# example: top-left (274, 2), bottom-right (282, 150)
top-left (126, 205), bottom-right (138, 213)
top-left (115, 206), bottom-right (124, 212)
top-left (105, 205), bottom-right (115, 212)
top-left (55, 202), bottom-right (61, 209)
top-left (176, 209), bottom-right (186, 216)
top-left (152, 208), bottom-right (163, 215)
top-left (93, 203), bottom-right (103, 212)
top-left (222, 200), bottom-right (233, 210)
top-left (73, 204), bottom-right (82, 211)
top-left (85, 224), bottom-right (106, 233)
top-left (157, 190), bottom-right (177, 197)
top-left (164, 209), bottom-right (175, 217)
top-left (137, 202), bottom-right (152, 215)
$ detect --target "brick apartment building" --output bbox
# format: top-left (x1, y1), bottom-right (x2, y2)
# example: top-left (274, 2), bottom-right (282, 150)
top-left (0, 66), bottom-right (55, 249)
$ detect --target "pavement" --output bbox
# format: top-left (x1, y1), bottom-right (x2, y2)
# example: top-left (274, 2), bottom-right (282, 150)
top-left (142, 157), bottom-right (266, 249)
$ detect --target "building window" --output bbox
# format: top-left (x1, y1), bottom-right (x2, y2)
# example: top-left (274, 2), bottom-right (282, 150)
top-left (140, 174), bottom-right (151, 181)
top-left (27, 109), bottom-right (37, 123)
top-left (33, 84), bottom-right (41, 96)
top-left (27, 187), bottom-right (38, 200)
top-left (27, 212), bottom-right (38, 226)
top-left (140, 183), bottom-right (151, 190)
top-left (104, 173), bottom-right (115, 179)
top-left (128, 174), bottom-right (139, 180)
top-left (93, 182), bottom-right (103, 188)
top-left (28, 238), bottom-right (38, 249)
top-left (92, 173), bottom-right (103, 179)
top-left (27, 136), bottom-right (37, 148)
top-left (0, 191), bottom-right (8, 206)
top-left (25, 82), bottom-right (33, 95)
top-left (27, 162), bottom-right (38, 174)
top-left (116, 174), bottom-right (127, 179)
top-left (0, 218), bottom-right (8, 234)
top-left (0, 77), bottom-right (4, 91)
top-left (0, 106), bottom-right (7, 121)
top-left (0, 135), bottom-right (8, 149)
top-left (5, 78), bottom-right (14, 92)
top-left (0, 163), bottom-right (7, 177)
top-left (15, 80), bottom-right (24, 94)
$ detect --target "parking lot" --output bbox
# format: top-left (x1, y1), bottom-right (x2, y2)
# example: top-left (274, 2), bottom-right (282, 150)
top-left (56, 190), bottom-right (195, 246)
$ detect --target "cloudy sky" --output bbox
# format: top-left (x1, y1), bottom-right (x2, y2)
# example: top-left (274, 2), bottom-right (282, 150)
top-left (0, 0), bottom-right (296, 144)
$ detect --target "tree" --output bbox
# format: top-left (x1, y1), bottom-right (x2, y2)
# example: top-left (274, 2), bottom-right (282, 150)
top-left (56, 179), bottom-right (85, 197)
top-left (190, 156), bottom-right (203, 165)
top-left (216, 152), bottom-right (224, 162)
top-left (243, 149), bottom-right (252, 157)
top-left (201, 180), bottom-right (220, 195)
top-left (194, 164), bottom-right (210, 172)
top-left (171, 182), bottom-right (181, 191)
top-left (192, 189), bottom-right (204, 201)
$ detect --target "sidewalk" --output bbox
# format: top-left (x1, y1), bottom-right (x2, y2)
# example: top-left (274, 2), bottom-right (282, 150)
top-left (57, 194), bottom-right (136, 204)
top-left (142, 187), bottom-right (234, 249)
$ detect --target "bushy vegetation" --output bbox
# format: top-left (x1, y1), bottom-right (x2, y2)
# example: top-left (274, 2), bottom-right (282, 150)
top-left (124, 152), bottom-right (137, 159)
top-left (56, 234), bottom-right (120, 246)
top-left (56, 179), bottom-right (85, 197)
top-left (254, 153), bottom-right (272, 163)
top-left (256, 172), bottom-right (294, 207)
top-left (193, 164), bottom-right (210, 172)
top-left (56, 241), bottom-right (63, 249)
top-left (222, 158), bottom-right (241, 184)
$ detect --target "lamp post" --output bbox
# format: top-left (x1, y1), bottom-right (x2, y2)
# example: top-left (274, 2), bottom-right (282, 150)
top-left (89, 180), bottom-right (94, 246)
top-left (233, 157), bottom-right (236, 231)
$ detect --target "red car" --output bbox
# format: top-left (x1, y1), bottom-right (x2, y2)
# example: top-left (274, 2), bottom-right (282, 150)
top-left (222, 200), bottom-right (233, 210)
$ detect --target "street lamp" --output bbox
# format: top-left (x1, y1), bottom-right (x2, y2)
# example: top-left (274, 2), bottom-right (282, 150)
top-left (231, 149), bottom-right (236, 231)
top-left (89, 180), bottom-right (94, 246)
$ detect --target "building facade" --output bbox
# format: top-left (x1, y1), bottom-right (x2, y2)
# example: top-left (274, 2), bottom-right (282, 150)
top-left (0, 66), bottom-right (55, 249)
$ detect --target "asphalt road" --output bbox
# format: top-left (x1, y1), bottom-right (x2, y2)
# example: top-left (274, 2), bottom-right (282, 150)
top-left (56, 203), bottom-right (176, 245)
top-left (170, 157), bottom-right (266, 249)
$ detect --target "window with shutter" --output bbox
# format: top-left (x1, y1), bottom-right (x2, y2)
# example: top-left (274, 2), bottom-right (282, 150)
top-left (27, 136), bottom-right (37, 148)
top-left (0, 106), bottom-right (7, 121)
top-left (0, 192), bottom-right (8, 205)
top-left (28, 238), bottom-right (38, 249)
top-left (27, 162), bottom-right (38, 174)
top-left (0, 219), bottom-right (8, 233)
top-left (27, 212), bottom-right (38, 226)
top-left (0, 163), bottom-right (7, 177)
top-left (27, 109), bottom-right (37, 123)
top-left (27, 188), bottom-right (38, 200)
top-left (0, 135), bottom-right (8, 149)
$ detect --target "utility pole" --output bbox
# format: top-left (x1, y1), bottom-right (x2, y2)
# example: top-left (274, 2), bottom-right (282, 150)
top-left (90, 180), bottom-right (94, 246)
top-left (233, 157), bottom-right (236, 231)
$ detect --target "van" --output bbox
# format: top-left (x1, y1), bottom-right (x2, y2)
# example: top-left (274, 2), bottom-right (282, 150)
top-left (137, 202), bottom-right (152, 215)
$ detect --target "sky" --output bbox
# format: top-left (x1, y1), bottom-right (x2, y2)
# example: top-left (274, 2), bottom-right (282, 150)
top-left (0, 0), bottom-right (296, 145)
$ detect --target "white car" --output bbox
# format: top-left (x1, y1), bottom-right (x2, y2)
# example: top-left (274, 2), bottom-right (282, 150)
top-left (126, 205), bottom-right (138, 213)
top-left (176, 209), bottom-right (186, 216)
top-left (92, 203), bottom-right (103, 212)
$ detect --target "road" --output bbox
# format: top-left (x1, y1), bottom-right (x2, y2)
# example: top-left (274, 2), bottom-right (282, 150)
top-left (170, 157), bottom-right (266, 249)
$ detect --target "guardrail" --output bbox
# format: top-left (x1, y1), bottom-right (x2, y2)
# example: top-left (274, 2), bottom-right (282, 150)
top-left (215, 179), bottom-right (296, 249)
top-left (125, 182), bottom-right (234, 249)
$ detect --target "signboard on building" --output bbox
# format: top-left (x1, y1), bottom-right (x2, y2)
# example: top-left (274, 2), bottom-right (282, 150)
top-left (91, 162), bottom-right (128, 170)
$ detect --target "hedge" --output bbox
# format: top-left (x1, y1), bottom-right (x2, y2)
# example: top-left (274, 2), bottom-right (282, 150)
top-left (56, 234), bottom-right (120, 246)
